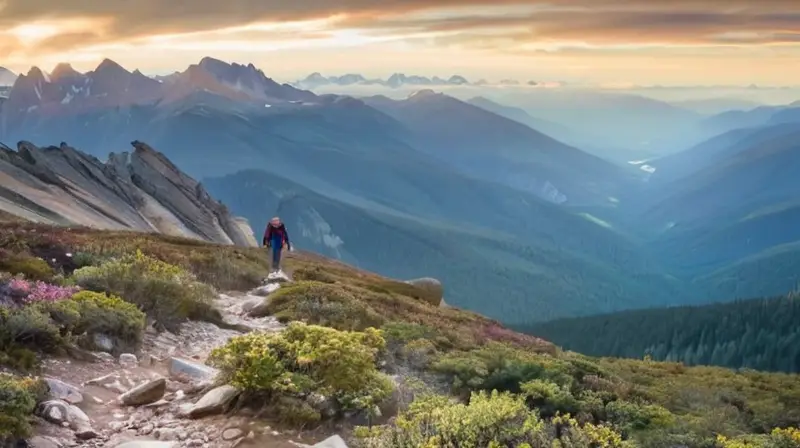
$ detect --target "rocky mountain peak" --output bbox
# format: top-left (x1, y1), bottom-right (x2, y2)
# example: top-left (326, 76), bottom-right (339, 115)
top-left (50, 63), bottom-right (81, 81)
top-left (0, 140), bottom-right (256, 246)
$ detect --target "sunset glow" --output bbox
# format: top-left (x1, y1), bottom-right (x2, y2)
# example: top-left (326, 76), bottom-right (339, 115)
top-left (0, 0), bottom-right (798, 85)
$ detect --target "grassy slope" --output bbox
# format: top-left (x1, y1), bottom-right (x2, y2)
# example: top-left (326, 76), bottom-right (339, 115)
top-left (1, 219), bottom-right (799, 446)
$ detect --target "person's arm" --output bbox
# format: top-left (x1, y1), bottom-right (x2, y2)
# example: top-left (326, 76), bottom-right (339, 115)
top-left (263, 225), bottom-right (272, 247)
top-left (282, 225), bottom-right (291, 249)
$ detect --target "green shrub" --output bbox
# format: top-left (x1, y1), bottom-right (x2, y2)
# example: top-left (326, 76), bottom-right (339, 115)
top-left (208, 322), bottom-right (393, 424)
top-left (521, 379), bottom-right (580, 418)
top-left (0, 374), bottom-right (46, 444)
top-left (432, 343), bottom-right (576, 396)
top-left (717, 427), bottom-right (800, 447)
top-left (72, 249), bottom-right (218, 331)
top-left (0, 253), bottom-right (54, 281)
top-left (266, 281), bottom-right (384, 331)
top-left (292, 266), bottom-right (337, 284)
top-left (68, 291), bottom-right (146, 353)
top-left (0, 306), bottom-right (63, 352)
top-left (604, 400), bottom-right (675, 434)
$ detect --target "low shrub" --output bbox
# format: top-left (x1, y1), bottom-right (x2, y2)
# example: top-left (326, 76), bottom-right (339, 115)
top-left (291, 266), bottom-right (337, 284)
top-left (432, 343), bottom-right (579, 397)
top-left (354, 391), bottom-right (629, 448)
top-left (0, 252), bottom-right (54, 281)
top-left (208, 322), bottom-right (394, 425)
top-left (717, 427), bottom-right (800, 447)
top-left (72, 249), bottom-right (218, 331)
top-left (265, 282), bottom-right (384, 331)
top-left (64, 291), bottom-right (146, 353)
top-left (0, 374), bottom-right (46, 444)
top-left (0, 281), bottom-right (146, 359)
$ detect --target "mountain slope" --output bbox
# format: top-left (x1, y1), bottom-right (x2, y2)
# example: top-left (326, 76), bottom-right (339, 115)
top-left (523, 291), bottom-right (800, 373)
top-left (364, 91), bottom-right (630, 204)
top-left (0, 140), bottom-right (255, 246)
top-left (204, 169), bottom-right (681, 323)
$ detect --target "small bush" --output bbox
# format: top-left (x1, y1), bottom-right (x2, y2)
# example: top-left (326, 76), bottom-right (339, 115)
top-left (209, 322), bottom-right (393, 424)
top-left (292, 266), bottom-right (337, 284)
top-left (0, 252), bottom-right (54, 281)
top-left (0, 374), bottom-right (46, 444)
top-left (73, 250), bottom-right (218, 331)
top-left (521, 379), bottom-right (581, 418)
top-left (1, 306), bottom-right (63, 351)
top-left (432, 343), bottom-right (576, 397)
top-left (266, 282), bottom-right (384, 331)
top-left (67, 291), bottom-right (146, 353)
top-left (355, 391), bottom-right (628, 448)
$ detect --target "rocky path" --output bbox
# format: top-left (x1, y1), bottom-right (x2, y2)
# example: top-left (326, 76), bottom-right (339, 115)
top-left (28, 272), bottom-right (347, 448)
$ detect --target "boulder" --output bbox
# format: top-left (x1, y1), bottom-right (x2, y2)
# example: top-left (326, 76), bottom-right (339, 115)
top-left (26, 436), bottom-right (63, 448)
top-left (404, 277), bottom-right (443, 306)
top-left (119, 378), bottom-right (167, 406)
top-left (119, 353), bottom-right (139, 368)
top-left (43, 377), bottom-right (84, 404)
top-left (115, 442), bottom-right (178, 448)
top-left (168, 357), bottom-right (219, 382)
top-left (187, 385), bottom-right (239, 418)
top-left (36, 400), bottom-right (70, 425)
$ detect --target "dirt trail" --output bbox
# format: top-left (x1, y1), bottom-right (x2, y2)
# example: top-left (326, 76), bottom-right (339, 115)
top-left (30, 272), bottom-right (340, 448)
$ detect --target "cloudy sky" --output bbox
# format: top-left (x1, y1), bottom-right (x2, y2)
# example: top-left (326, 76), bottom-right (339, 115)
top-left (1, 0), bottom-right (798, 85)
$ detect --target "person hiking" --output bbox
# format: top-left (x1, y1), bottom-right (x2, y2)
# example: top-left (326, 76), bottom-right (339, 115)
top-left (263, 216), bottom-right (291, 273)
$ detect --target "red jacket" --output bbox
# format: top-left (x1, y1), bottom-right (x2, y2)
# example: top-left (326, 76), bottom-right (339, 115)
top-left (263, 223), bottom-right (290, 247)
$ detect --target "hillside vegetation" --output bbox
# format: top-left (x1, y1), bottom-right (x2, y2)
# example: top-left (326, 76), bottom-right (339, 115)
top-left (0, 219), bottom-right (799, 447)
top-left (522, 292), bottom-right (800, 374)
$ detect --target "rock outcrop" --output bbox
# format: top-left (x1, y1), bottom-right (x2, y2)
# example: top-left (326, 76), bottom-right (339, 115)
top-left (0, 140), bottom-right (256, 246)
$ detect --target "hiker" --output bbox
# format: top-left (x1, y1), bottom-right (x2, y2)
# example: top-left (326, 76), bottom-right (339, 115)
top-left (263, 216), bottom-right (291, 273)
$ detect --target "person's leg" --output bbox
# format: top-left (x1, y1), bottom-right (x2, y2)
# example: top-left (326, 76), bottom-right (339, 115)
top-left (272, 244), bottom-right (282, 272)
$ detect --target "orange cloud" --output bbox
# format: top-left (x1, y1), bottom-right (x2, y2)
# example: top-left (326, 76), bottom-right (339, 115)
top-left (1, 0), bottom-right (800, 85)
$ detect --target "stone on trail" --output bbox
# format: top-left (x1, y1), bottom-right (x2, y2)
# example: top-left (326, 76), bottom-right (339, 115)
top-left (293, 435), bottom-right (350, 448)
top-left (115, 442), bottom-right (178, 448)
top-left (119, 353), bottom-right (139, 368)
top-left (187, 384), bottom-right (240, 418)
top-left (26, 436), bottom-right (62, 448)
top-left (251, 282), bottom-right (281, 297)
top-left (119, 378), bottom-right (167, 406)
top-left (168, 357), bottom-right (219, 382)
top-left (44, 376), bottom-right (84, 404)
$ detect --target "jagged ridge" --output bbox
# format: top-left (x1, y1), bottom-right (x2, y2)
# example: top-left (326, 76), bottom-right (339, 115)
top-left (0, 140), bottom-right (256, 246)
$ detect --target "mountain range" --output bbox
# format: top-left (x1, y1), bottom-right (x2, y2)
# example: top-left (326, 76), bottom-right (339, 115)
top-left (2, 57), bottom-right (800, 328)
top-left (292, 72), bottom-right (539, 90)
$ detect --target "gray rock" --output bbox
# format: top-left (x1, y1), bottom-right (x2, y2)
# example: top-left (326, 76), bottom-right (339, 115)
top-left (75, 426), bottom-right (99, 440)
top-left (37, 400), bottom-right (69, 424)
top-left (115, 442), bottom-right (177, 448)
top-left (120, 378), bottom-right (167, 406)
top-left (66, 404), bottom-right (91, 428)
top-left (266, 271), bottom-right (291, 283)
top-left (240, 298), bottom-right (262, 313)
top-left (168, 357), bottom-right (219, 382)
top-left (93, 333), bottom-right (115, 352)
top-left (1, 141), bottom-right (256, 248)
top-left (187, 385), bottom-right (239, 418)
top-left (27, 436), bottom-right (62, 448)
top-left (221, 427), bottom-right (244, 441)
top-left (119, 353), bottom-right (139, 368)
top-left (246, 299), bottom-right (271, 318)
top-left (44, 377), bottom-right (84, 404)
top-left (404, 277), bottom-right (444, 306)
top-left (309, 435), bottom-right (349, 448)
